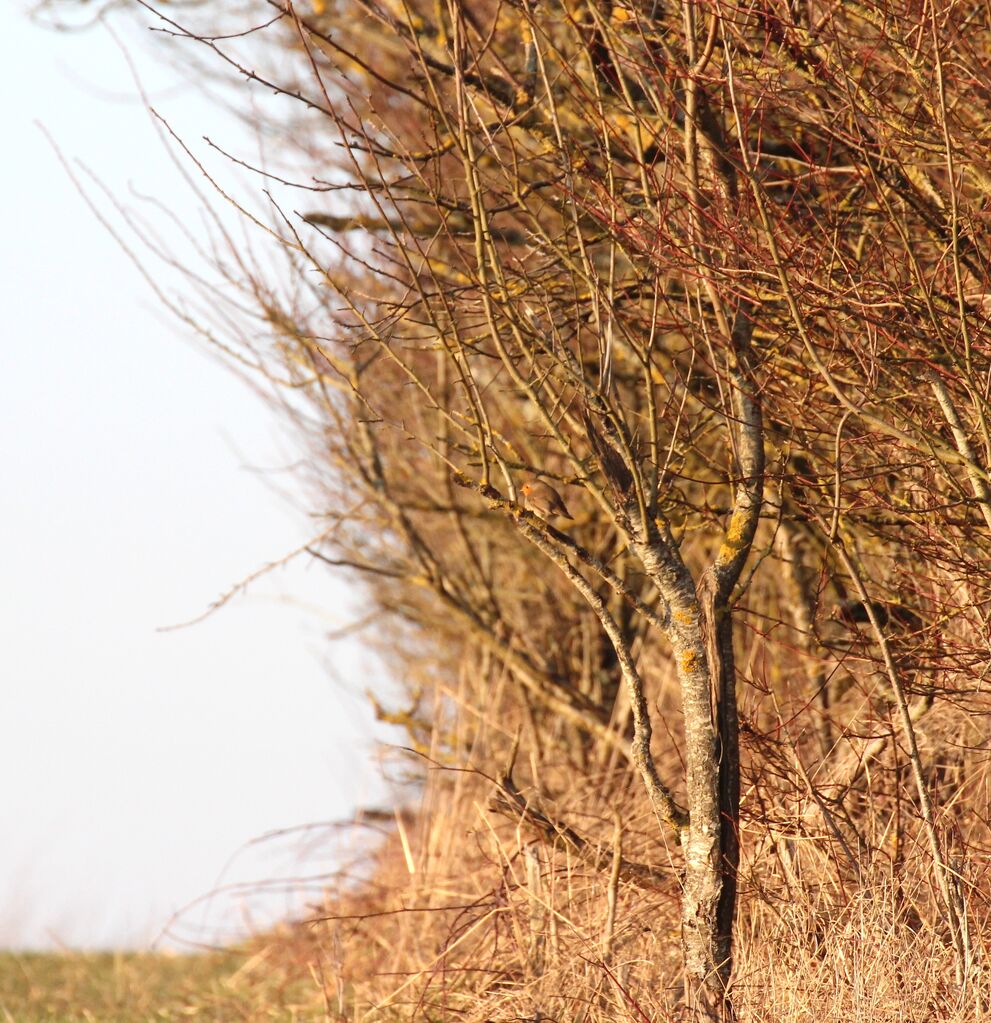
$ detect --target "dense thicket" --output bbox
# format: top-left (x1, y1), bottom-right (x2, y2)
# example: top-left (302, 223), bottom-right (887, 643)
top-left (66, 0), bottom-right (991, 1017)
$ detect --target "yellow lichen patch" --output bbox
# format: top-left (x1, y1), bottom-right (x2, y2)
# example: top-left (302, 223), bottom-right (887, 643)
top-left (674, 609), bottom-right (695, 625)
top-left (680, 650), bottom-right (698, 674)
top-left (725, 512), bottom-right (747, 544)
top-left (717, 543), bottom-right (737, 563)
top-left (718, 512), bottom-right (750, 560)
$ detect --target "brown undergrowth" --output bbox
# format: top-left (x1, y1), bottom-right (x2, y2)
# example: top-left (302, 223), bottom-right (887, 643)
top-left (276, 707), bottom-right (991, 1022)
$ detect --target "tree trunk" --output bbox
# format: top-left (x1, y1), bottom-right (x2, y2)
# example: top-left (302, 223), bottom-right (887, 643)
top-left (637, 536), bottom-right (734, 1019)
top-left (689, 594), bottom-right (740, 1020)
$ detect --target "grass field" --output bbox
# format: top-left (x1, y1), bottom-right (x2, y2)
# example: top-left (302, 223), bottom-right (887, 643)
top-left (0, 944), bottom-right (331, 1022)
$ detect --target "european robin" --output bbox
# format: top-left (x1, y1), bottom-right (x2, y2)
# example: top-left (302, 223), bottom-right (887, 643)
top-left (520, 479), bottom-right (573, 520)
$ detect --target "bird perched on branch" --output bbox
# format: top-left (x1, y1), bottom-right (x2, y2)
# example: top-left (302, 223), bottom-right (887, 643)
top-left (520, 479), bottom-right (573, 520)
top-left (832, 598), bottom-right (923, 632)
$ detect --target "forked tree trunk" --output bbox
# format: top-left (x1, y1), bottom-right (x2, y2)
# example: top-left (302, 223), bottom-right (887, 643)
top-left (695, 596), bottom-right (741, 1020)
top-left (636, 541), bottom-right (738, 1020)
top-left (679, 594), bottom-right (740, 1022)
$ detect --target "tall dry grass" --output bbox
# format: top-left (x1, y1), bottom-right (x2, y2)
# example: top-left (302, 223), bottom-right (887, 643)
top-left (282, 689), bottom-right (991, 1022)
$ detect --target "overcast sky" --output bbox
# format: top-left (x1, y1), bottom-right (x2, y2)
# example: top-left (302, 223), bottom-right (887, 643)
top-left (0, 5), bottom-right (392, 949)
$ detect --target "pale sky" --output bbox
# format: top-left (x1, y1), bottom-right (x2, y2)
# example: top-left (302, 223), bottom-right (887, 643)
top-left (0, 5), bottom-right (392, 949)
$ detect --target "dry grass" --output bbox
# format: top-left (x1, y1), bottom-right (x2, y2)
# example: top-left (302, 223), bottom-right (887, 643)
top-left (8, 832), bottom-right (988, 1023)
top-left (8, 713), bottom-right (989, 1023)
top-left (286, 745), bottom-right (991, 1023)
top-left (735, 882), bottom-right (989, 1023)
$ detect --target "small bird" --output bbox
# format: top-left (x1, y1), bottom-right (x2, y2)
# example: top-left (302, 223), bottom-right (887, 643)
top-left (832, 598), bottom-right (922, 632)
top-left (520, 478), bottom-right (573, 520)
